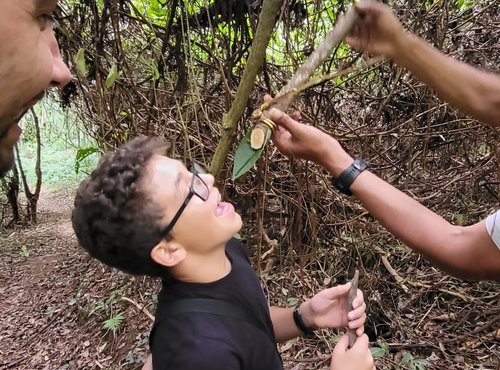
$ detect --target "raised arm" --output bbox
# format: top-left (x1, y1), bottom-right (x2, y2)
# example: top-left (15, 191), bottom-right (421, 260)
top-left (270, 108), bottom-right (500, 281)
top-left (346, 0), bottom-right (500, 126)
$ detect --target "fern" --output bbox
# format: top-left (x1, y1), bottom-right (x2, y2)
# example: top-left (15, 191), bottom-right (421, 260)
top-left (103, 313), bottom-right (125, 335)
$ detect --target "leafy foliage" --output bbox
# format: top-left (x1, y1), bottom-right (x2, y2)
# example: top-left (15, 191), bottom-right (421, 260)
top-left (75, 48), bottom-right (88, 77)
top-left (75, 147), bottom-right (100, 175)
top-left (102, 313), bottom-right (125, 335)
top-left (105, 63), bottom-right (120, 88)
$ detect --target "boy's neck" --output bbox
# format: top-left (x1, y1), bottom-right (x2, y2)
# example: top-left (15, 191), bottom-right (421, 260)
top-left (170, 242), bottom-right (232, 283)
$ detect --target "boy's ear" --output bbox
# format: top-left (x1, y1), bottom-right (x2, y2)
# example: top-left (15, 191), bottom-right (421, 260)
top-left (150, 240), bottom-right (187, 267)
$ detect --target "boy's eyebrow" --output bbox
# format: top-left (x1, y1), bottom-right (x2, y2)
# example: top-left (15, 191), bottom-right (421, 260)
top-left (174, 172), bottom-right (182, 194)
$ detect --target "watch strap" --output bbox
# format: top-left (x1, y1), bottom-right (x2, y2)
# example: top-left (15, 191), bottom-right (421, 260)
top-left (331, 159), bottom-right (368, 195)
top-left (293, 306), bottom-right (315, 338)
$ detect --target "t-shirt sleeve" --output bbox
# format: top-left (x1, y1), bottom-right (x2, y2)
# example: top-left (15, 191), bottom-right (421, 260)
top-left (152, 335), bottom-right (241, 370)
top-left (485, 210), bottom-right (500, 249)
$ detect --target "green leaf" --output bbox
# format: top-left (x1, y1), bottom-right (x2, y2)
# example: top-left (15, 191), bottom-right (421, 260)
top-left (371, 344), bottom-right (389, 358)
top-left (75, 147), bottom-right (99, 175)
top-left (151, 62), bottom-right (160, 80)
top-left (20, 245), bottom-right (30, 257)
top-left (232, 128), bottom-right (268, 180)
top-left (105, 63), bottom-right (119, 88)
top-left (411, 359), bottom-right (430, 370)
top-left (75, 48), bottom-right (88, 77)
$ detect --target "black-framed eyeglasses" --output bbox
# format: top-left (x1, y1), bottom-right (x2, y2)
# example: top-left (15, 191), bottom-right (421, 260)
top-left (161, 161), bottom-right (209, 237)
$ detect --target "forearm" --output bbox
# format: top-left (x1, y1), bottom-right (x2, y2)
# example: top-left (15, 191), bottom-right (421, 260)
top-left (393, 33), bottom-right (500, 126)
top-left (269, 307), bottom-right (303, 342)
top-left (348, 170), bottom-right (499, 280)
top-left (351, 171), bottom-right (463, 270)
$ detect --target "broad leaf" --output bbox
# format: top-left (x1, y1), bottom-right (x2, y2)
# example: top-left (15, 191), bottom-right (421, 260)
top-left (75, 48), bottom-right (88, 77)
top-left (75, 146), bottom-right (99, 175)
top-left (105, 63), bottom-right (119, 88)
top-left (232, 128), bottom-right (269, 180)
top-left (371, 344), bottom-right (389, 358)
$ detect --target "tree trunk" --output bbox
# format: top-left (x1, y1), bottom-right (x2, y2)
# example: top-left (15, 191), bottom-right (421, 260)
top-left (16, 108), bottom-right (43, 224)
top-left (4, 165), bottom-right (20, 226)
top-left (210, 0), bottom-right (284, 177)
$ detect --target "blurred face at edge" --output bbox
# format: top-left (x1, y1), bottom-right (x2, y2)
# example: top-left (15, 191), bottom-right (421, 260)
top-left (0, 0), bottom-right (71, 177)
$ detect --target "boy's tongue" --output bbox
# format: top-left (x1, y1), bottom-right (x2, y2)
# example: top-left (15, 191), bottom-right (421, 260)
top-left (216, 202), bottom-right (231, 217)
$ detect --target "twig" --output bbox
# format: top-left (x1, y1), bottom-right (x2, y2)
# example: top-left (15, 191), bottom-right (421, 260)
top-left (347, 269), bottom-right (359, 348)
top-left (373, 246), bottom-right (471, 302)
top-left (373, 245), bottom-right (409, 293)
top-left (122, 296), bottom-right (155, 321)
top-left (250, 5), bottom-right (361, 150)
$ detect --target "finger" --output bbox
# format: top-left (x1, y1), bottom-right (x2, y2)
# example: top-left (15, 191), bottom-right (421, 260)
top-left (348, 313), bottom-right (367, 330)
top-left (264, 94), bottom-right (273, 103)
top-left (319, 283), bottom-right (352, 300)
top-left (348, 302), bottom-right (366, 320)
top-left (359, 16), bottom-right (371, 52)
top-left (290, 110), bottom-right (302, 121)
top-left (352, 333), bottom-right (369, 349)
top-left (345, 36), bottom-right (359, 50)
top-left (269, 108), bottom-right (302, 134)
top-left (332, 334), bottom-right (350, 354)
top-left (346, 24), bottom-right (361, 47)
top-left (351, 289), bottom-right (364, 309)
top-left (356, 324), bottom-right (365, 337)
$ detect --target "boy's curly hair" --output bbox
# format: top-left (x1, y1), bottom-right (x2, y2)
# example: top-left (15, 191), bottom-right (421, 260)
top-left (72, 136), bottom-right (170, 277)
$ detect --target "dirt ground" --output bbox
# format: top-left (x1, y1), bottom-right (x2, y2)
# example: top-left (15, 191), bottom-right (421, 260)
top-left (0, 188), bottom-right (498, 370)
top-left (0, 188), bottom-right (154, 370)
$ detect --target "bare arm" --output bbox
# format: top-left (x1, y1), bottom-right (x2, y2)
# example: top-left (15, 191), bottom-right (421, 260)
top-left (270, 108), bottom-right (500, 281)
top-left (393, 33), bottom-right (500, 126)
top-left (142, 355), bottom-right (153, 370)
top-left (347, 170), bottom-right (500, 280)
top-left (269, 306), bottom-right (301, 342)
top-left (347, 0), bottom-right (500, 126)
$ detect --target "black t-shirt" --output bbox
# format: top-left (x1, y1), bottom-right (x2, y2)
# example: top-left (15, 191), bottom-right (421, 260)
top-left (150, 238), bottom-right (283, 370)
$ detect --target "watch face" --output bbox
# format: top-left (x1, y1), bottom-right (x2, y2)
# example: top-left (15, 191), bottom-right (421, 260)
top-left (354, 160), bottom-right (363, 170)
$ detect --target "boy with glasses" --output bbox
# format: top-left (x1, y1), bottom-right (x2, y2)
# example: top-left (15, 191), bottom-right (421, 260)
top-left (72, 136), bottom-right (374, 370)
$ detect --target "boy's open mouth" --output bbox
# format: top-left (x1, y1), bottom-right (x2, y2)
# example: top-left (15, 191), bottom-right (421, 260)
top-left (216, 202), bottom-right (233, 217)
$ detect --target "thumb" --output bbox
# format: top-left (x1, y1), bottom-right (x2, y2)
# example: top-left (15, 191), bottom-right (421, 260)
top-left (351, 333), bottom-right (369, 350)
top-left (333, 334), bottom-right (350, 355)
top-left (345, 35), bottom-right (361, 49)
top-left (354, 0), bottom-right (375, 14)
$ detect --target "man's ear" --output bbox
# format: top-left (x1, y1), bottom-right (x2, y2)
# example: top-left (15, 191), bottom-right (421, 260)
top-left (150, 240), bottom-right (187, 267)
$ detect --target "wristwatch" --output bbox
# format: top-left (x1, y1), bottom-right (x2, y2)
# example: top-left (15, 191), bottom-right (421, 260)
top-left (293, 306), bottom-right (315, 338)
top-left (331, 159), bottom-right (368, 195)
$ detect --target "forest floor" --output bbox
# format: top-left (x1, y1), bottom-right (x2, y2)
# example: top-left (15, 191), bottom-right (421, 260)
top-left (0, 187), bottom-right (498, 370)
